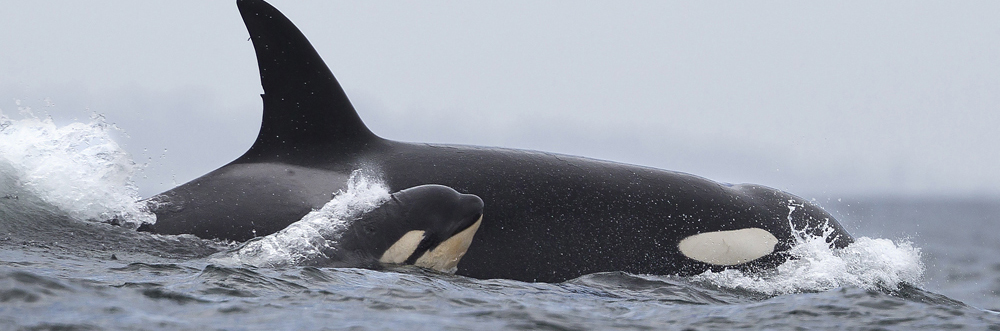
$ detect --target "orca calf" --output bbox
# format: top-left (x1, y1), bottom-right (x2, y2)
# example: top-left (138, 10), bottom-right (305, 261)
top-left (224, 184), bottom-right (484, 273)
top-left (140, 0), bottom-right (854, 282)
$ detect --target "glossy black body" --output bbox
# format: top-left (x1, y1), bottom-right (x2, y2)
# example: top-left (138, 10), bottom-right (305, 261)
top-left (142, 0), bottom-right (854, 282)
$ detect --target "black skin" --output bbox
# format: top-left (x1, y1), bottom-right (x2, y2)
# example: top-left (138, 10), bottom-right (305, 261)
top-left (140, 0), bottom-right (854, 283)
top-left (316, 184), bottom-right (484, 269)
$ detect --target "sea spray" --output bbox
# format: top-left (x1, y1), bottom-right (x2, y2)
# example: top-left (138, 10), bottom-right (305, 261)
top-left (0, 110), bottom-right (153, 227)
top-left (216, 170), bottom-right (390, 267)
top-left (692, 202), bottom-right (924, 294)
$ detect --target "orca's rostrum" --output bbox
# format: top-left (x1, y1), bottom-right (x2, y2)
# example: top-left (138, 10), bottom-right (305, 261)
top-left (140, 0), bottom-right (854, 282)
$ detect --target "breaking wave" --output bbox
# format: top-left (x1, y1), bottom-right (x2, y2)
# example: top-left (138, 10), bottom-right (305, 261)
top-left (0, 108), bottom-right (153, 227)
top-left (214, 170), bottom-right (390, 267)
top-left (692, 204), bottom-right (924, 294)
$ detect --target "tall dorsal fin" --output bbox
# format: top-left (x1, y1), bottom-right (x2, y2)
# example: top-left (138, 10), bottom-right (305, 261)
top-left (235, 0), bottom-right (378, 164)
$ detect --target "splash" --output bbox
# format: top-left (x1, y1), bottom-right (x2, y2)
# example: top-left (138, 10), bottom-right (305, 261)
top-left (692, 203), bottom-right (924, 295)
top-left (0, 110), bottom-right (153, 227)
top-left (216, 170), bottom-right (391, 267)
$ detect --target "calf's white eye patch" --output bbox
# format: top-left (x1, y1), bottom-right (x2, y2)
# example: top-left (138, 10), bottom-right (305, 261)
top-left (380, 230), bottom-right (425, 264)
top-left (677, 228), bottom-right (778, 266)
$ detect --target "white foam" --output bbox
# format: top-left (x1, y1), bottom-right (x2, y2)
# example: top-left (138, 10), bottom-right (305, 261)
top-left (216, 170), bottom-right (391, 267)
top-left (692, 214), bottom-right (924, 295)
top-left (0, 110), bottom-right (153, 227)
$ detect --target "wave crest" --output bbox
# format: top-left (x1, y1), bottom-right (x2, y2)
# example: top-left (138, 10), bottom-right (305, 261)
top-left (0, 110), bottom-right (152, 227)
top-left (216, 170), bottom-right (390, 267)
top-left (693, 221), bottom-right (924, 295)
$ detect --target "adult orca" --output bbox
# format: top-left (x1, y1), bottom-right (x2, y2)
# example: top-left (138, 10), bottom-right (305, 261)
top-left (140, 0), bottom-right (854, 282)
top-left (221, 184), bottom-right (485, 273)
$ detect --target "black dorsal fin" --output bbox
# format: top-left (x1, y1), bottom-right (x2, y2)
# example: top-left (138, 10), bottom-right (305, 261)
top-left (235, 0), bottom-right (378, 164)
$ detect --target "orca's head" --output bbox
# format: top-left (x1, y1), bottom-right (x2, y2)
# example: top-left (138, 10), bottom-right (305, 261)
top-left (673, 184), bottom-right (854, 274)
top-left (338, 184), bottom-right (484, 273)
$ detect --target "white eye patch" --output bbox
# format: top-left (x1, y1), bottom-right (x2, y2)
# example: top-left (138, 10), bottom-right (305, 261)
top-left (677, 228), bottom-right (778, 266)
top-left (380, 230), bottom-right (426, 264)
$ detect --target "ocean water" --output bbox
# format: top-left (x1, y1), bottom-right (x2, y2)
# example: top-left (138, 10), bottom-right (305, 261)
top-left (1, 113), bottom-right (998, 330)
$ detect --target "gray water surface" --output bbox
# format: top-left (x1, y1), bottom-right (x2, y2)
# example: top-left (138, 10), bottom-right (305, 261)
top-left (1, 196), bottom-right (999, 330)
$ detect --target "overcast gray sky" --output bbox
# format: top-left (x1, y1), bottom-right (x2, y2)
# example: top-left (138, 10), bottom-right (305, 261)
top-left (1, 1), bottom-right (998, 199)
